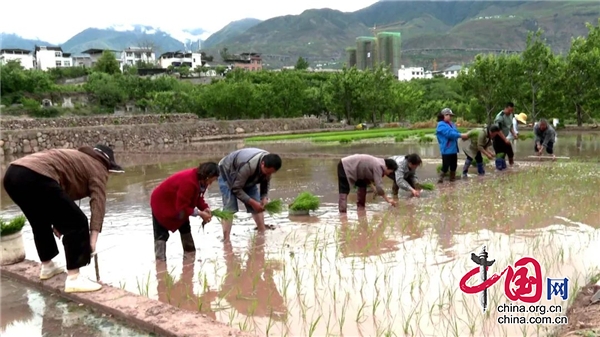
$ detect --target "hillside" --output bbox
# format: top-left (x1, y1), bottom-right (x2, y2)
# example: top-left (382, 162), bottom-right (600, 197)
top-left (0, 33), bottom-right (55, 50)
top-left (61, 27), bottom-right (188, 54)
top-left (212, 1), bottom-right (600, 67)
top-left (203, 18), bottom-right (262, 48)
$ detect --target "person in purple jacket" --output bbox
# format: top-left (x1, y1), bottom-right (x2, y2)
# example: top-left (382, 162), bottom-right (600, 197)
top-left (435, 108), bottom-right (469, 183)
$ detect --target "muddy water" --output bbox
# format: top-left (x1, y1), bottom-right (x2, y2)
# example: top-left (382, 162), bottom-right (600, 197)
top-left (1, 153), bottom-right (600, 336)
top-left (0, 278), bottom-right (147, 336)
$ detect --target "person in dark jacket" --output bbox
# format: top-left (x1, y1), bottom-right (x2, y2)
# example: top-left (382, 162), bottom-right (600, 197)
top-left (2, 144), bottom-right (123, 293)
top-left (150, 162), bottom-right (219, 261)
top-left (435, 108), bottom-right (469, 183)
top-left (218, 148), bottom-right (282, 242)
top-left (533, 119), bottom-right (557, 160)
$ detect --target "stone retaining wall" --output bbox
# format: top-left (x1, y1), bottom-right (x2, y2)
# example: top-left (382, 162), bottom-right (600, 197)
top-left (0, 115), bottom-right (343, 156)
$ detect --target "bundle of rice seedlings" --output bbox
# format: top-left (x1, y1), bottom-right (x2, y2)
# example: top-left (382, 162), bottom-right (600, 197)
top-left (496, 152), bottom-right (505, 159)
top-left (264, 199), bottom-right (284, 215)
top-left (289, 192), bottom-right (320, 211)
top-left (468, 130), bottom-right (481, 140)
top-left (211, 209), bottom-right (235, 221)
top-left (420, 182), bottom-right (435, 191)
top-left (436, 164), bottom-right (443, 173)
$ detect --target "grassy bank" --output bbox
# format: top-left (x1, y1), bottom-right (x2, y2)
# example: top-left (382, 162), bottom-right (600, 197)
top-left (246, 127), bottom-right (470, 144)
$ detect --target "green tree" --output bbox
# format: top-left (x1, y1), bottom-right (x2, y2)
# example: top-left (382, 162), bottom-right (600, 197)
top-left (295, 57), bottom-right (310, 70)
top-left (323, 67), bottom-right (368, 123)
top-left (560, 20), bottom-right (600, 126)
top-left (93, 51), bottom-right (121, 75)
top-left (457, 54), bottom-right (505, 123)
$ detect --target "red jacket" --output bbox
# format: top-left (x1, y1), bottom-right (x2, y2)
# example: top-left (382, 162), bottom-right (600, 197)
top-left (150, 168), bottom-right (210, 232)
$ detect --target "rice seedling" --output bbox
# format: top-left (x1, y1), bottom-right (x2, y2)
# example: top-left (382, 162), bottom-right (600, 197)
top-left (496, 152), bottom-right (505, 158)
top-left (264, 199), bottom-right (284, 215)
top-left (211, 209), bottom-right (235, 221)
top-left (289, 192), bottom-right (320, 212)
top-left (0, 214), bottom-right (27, 236)
top-left (419, 182), bottom-right (435, 191)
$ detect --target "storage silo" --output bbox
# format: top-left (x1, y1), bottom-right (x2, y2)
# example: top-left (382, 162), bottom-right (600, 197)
top-left (356, 37), bottom-right (377, 70)
top-left (346, 47), bottom-right (357, 68)
top-left (376, 32), bottom-right (402, 74)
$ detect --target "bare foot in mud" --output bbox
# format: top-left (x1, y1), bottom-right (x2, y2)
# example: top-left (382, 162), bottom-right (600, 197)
top-left (255, 224), bottom-right (276, 230)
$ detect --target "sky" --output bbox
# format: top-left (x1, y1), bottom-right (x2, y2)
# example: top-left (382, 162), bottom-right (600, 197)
top-left (0, 0), bottom-right (378, 43)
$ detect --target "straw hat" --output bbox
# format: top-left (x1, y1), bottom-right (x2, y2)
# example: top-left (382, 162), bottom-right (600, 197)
top-left (515, 113), bottom-right (527, 124)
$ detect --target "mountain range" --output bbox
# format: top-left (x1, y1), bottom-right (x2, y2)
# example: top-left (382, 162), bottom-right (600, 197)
top-left (1, 1), bottom-right (599, 68)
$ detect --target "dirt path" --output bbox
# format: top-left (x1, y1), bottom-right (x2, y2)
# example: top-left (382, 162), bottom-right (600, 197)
top-left (556, 276), bottom-right (600, 336)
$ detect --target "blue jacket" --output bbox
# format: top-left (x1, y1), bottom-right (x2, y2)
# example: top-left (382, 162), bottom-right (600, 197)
top-left (436, 121), bottom-right (461, 155)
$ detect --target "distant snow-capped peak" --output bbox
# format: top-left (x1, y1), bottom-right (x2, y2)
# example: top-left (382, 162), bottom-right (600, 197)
top-left (105, 24), bottom-right (212, 43)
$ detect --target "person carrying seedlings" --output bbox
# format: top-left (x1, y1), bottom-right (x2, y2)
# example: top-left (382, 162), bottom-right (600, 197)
top-left (387, 154), bottom-right (423, 197)
top-left (2, 144), bottom-right (124, 293)
top-left (533, 118), bottom-right (557, 160)
top-left (218, 148), bottom-right (282, 242)
top-left (435, 108), bottom-right (470, 183)
top-left (507, 113), bottom-right (528, 144)
top-left (493, 102), bottom-right (518, 170)
top-left (337, 154), bottom-right (399, 212)
top-left (461, 125), bottom-right (502, 177)
top-left (150, 162), bottom-right (219, 261)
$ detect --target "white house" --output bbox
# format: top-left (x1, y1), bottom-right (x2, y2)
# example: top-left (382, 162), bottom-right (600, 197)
top-left (443, 65), bottom-right (463, 79)
top-left (0, 49), bottom-right (34, 69)
top-left (121, 47), bottom-right (155, 67)
top-left (158, 51), bottom-right (202, 69)
top-left (398, 65), bottom-right (425, 81)
top-left (33, 46), bottom-right (73, 70)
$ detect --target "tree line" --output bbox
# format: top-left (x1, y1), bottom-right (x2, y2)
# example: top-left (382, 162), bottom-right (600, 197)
top-left (0, 22), bottom-right (598, 125)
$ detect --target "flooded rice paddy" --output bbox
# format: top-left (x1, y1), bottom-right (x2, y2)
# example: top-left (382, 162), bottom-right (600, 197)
top-left (1, 137), bottom-right (600, 337)
top-left (0, 278), bottom-right (147, 336)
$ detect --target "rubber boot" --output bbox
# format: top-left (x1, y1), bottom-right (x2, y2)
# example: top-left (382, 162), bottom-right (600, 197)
top-left (437, 172), bottom-right (445, 184)
top-left (356, 187), bottom-right (367, 209)
top-left (180, 232), bottom-right (196, 252)
top-left (449, 171), bottom-right (457, 182)
top-left (338, 194), bottom-right (348, 213)
top-left (477, 163), bottom-right (485, 176)
top-left (462, 158), bottom-right (472, 178)
top-left (154, 240), bottom-right (167, 261)
top-left (495, 158), bottom-right (504, 171)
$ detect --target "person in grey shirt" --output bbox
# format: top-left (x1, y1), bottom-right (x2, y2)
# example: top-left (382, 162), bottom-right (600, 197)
top-left (218, 148), bottom-right (282, 242)
top-left (387, 154), bottom-right (423, 197)
top-left (533, 119), bottom-right (557, 160)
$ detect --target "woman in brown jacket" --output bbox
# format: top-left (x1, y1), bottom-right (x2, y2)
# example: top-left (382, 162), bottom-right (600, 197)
top-left (2, 144), bottom-right (123, 293)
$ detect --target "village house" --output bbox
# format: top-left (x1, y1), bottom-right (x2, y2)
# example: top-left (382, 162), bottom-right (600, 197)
top-left (443, 65), bottom-right (464, 79)
top-left (121, 47), bottom-right (155, 67)
top-left (33, 46), bottom-right (73, 70)
top-left (81, 49), bottom-right (123, 69)
top-left (158, 51), bottom-right (202, 69)
top-left (0, 49), bottom-right (34, 69)
top-left (225, 52), bottom-right (262, 71)
top-left (397, 65), bottom-right (426, 81)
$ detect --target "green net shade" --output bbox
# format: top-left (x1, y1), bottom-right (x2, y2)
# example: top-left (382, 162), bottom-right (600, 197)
top-left (345, 48), bottom-right (357, 67)
top-left (376, 32), bottom-right (402, 74)
top-left (356, 37), bottom-right (377, 70)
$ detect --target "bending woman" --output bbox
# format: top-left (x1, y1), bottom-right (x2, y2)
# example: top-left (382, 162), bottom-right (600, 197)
top-left (462, 125), bottom-right (501, 177)
top-left (150, 162), bottom-right (219, 261)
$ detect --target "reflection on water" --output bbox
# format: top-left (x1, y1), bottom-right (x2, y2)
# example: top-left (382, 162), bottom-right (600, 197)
top-left (0, 278), bottom-right (146, 337)
top-left (1, 151), bottom-right (600, 336)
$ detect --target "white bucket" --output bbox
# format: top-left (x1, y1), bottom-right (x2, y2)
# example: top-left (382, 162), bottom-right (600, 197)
top-left (0, 231), bottom-right (26, 266)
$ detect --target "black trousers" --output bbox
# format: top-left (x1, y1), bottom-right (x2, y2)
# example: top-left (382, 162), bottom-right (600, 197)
top-left (464, 151), bottom-right (484, 164)
top-left (493, 135), bottom-right (514, 159)
top-left (2, 165), bottom-right (91, 270)
top-left (441, 154), bottom-right (458, 174)
top-left (337, 161), bottom-right (367, 194)
top-left (152, 214), bottom-right (191, 241)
